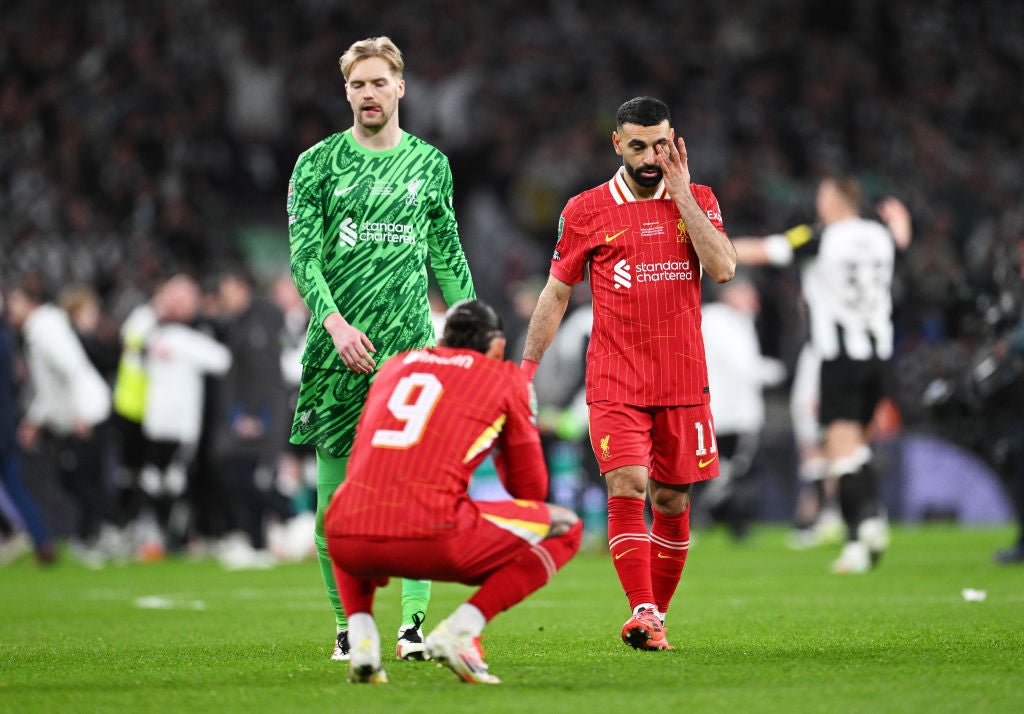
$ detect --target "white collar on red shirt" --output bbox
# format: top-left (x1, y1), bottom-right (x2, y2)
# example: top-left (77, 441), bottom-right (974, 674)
top-left (607, 167), bottom-right (669, 204)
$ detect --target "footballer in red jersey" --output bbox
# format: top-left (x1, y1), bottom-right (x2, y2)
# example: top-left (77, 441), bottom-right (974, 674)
top-left (326, 300), bottom-right (581, 684)
top-left (522, 97), bottom-right (736, 652)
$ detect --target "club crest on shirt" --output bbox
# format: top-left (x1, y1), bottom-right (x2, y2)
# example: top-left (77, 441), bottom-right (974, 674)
top-left (405, 178), bottom-right (422, 206)
top-left (676, 219), bottom-right (689, 243)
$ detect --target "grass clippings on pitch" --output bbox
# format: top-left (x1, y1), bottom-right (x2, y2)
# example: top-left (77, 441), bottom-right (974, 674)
top-left (1, 524), bottom-right (1021, 714)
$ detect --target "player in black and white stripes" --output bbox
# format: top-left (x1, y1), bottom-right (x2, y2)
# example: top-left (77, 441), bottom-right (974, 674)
top-left (734, 177), bottom-right (911, 573)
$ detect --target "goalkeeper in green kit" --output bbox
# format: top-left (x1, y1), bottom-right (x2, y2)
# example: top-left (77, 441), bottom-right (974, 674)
top-left (287, 36), bottom-right (476, 662)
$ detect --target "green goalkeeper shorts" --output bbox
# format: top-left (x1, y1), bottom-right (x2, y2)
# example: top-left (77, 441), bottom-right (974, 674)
top-left (290, 365), bottom-right (372, 458)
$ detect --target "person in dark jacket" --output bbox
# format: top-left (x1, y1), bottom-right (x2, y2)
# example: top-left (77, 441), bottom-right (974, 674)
top-left (0, 295), bottom-right (56, 564)
top-left (214, 267), bottom-right (294, 559)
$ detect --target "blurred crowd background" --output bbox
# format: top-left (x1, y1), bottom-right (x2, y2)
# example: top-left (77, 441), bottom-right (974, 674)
top-left (2, 0), bottom-right (1022, 564)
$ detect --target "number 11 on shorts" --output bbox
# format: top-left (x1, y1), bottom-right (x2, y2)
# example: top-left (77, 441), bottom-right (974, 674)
top-left (694, 419), bottom-right (717, 457)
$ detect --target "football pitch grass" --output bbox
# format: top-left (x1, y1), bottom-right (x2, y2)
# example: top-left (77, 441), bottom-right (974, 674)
top-left (2, 524), bottom-right (1021, 713)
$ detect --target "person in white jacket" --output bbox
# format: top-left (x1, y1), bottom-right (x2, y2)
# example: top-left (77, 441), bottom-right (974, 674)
top-left (6, 277), bottom-right (112, 553)
top-left (139, 274), bottom-right (231, 553)
top-left (697, 274), bottom-right (786, 538)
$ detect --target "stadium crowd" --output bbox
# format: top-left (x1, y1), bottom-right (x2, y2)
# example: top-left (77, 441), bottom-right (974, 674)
top-left (2, 0), bottom-right (1023, 562)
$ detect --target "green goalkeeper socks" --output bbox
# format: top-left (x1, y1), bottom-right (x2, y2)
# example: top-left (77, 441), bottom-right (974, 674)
top-left (316, 450), bottom-right (348, 629)
top-left (400, 579), bottom-right (431, 627)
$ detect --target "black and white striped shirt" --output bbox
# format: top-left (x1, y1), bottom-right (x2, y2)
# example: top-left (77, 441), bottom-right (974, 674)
top-left (765, 218), bottom-right (895, 361)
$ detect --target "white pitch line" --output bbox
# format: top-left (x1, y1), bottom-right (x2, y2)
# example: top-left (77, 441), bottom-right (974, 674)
top-left (134, 595), bottom-right (207, 610)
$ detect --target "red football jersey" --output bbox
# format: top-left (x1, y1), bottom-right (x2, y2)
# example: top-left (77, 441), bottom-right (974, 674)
top-left (325, 346), bottom-right (547, 539)
top-left (550, 168), bottom-right (726, 406)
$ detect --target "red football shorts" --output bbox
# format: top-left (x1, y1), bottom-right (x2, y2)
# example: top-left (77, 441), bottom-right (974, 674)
top-left (587, 401), bottom-right (720, 484)
top-left (327, 498), bottom-right (553, 586)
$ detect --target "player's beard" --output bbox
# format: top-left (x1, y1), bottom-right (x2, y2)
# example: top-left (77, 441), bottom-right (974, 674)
top-left (625, 162), bottom-right (662, 188)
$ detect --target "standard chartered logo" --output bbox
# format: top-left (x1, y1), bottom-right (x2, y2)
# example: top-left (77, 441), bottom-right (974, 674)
top-left (613, 259), bottom-right (632, 289)
top-left (636, 259), bottom-right (694, 282)
top-left (339, 217), bottom-right (358, 247)
top-left (613, 257), bottom-right (694, 288)
top-left (338, 219), bottom-right (417, 248)
top-left (360, 222), bottom-right (416, 244)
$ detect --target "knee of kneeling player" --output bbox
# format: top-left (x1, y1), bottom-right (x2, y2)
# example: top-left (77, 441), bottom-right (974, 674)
top-left (548, 501), bottom-right (581, 553)
top-left (546, 504), bottom-right (581, 539)
top-left (544, 518), bottom-right (583, 570)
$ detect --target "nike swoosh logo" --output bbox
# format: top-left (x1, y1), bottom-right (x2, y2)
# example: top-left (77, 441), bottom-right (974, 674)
top-left (614, 547), bottom-right (638, 560)
top-left (334, 185), bottom-right (359, 196)
top-left (604, 229), bottom-right (628, 242)
top-left (656, 552), bottom-right (679, 560)
top-left (698, 455), bottom-right (718, 468)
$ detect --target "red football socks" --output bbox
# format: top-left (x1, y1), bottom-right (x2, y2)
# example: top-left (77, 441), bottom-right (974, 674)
top-left (650, 504), bottom-right (690, 616)
top-left (607, 496), bottom-right (654, 611)
top-left (332, 560), bottom-right (377, 616)
top-left (469, 520), bottom-right (582, 620)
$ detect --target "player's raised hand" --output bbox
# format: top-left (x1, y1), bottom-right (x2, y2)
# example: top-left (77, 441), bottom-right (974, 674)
top-left (324, 312), bottom-right (377, 373)
top-left (876, 197), bottom-right (912, 250)
top-left (655, 136), bottom-right (692, 196)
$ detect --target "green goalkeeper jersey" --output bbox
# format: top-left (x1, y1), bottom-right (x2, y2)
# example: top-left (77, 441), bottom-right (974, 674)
top-left (287, 129), bottom-right (475, 455)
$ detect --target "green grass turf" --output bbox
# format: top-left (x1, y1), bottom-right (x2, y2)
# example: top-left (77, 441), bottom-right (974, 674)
top-left (1, 524), bottom-right (1022, 713)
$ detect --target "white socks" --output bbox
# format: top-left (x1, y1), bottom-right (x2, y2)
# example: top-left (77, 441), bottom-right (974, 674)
top-left (347, 612), bottom-right (380, 663)
top-left (447, 604), bottom-right (486, 638)
top-left (633, 602), bottom-right (657, 617)
top-left (631, 603), bottom-right (665, 623)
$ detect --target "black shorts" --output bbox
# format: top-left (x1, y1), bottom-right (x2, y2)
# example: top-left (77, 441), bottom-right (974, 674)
top-left (818, 357), bottom-right (886, 427)
top-left (114, 412), bottom-right (149, 471)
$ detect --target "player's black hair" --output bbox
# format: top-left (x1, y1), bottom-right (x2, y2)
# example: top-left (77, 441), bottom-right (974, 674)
top-left (441, 299), bottom-right (504, 354)
top-left (616, 96), bottom-right (671, 128)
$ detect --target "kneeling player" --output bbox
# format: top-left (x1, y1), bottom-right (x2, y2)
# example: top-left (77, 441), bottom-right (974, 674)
top-left (326, 300), bottom-right (582, 684)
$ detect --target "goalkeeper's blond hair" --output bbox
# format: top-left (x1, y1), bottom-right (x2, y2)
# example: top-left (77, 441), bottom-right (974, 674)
top-left (339, 36), bottom-right (404, 81)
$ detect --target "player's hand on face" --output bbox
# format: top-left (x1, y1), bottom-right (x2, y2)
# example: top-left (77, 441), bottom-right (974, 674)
top-left (655, 136), bottom-right (692, 194)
